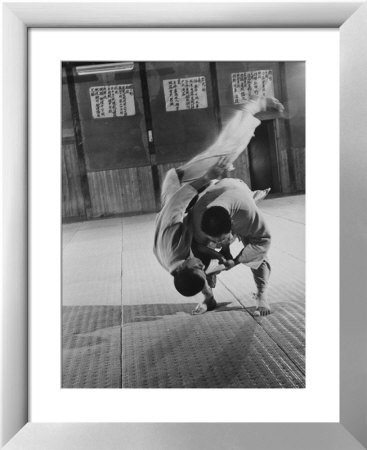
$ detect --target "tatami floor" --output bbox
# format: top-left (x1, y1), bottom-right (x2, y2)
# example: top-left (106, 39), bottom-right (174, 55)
top-left (62, 194), bottom-right (305, 388)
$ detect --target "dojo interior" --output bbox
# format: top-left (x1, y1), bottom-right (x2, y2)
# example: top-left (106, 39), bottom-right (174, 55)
top-left (62, 61), bottom-right (305, 389)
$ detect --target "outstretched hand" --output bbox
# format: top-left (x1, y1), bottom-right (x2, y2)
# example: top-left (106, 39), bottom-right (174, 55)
top-left (190, 157), bottom-right (230, 192)
top-left (204, 156), bottom-right (230, 181)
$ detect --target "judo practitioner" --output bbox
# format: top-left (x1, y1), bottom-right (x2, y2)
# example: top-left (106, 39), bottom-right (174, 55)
top-left (153, 96), bottom-right (284, 314)
top-left (190, 178), bottom-right (272, 316)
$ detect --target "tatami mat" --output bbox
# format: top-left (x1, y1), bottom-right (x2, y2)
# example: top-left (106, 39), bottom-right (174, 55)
top-left (62, 305), bottom-right (122, 388)
top-left (122, 304), bottom-right (304, 388)
top-left (62, 195), bottom-right (305, 389)
top-left (62, 222), bottom-right (82, 249)
top-left (62, 220), bottom-right (123, 306)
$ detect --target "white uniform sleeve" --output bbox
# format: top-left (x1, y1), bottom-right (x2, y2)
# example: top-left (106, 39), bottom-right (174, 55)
top-left (234, 208), bottom-right (271, 269)
top-left (180, 111), bottom-right (260, 182)
top-left (163, 184), bottom-right (198, 227)
top-left (237, 237), bottom-right (271, 269)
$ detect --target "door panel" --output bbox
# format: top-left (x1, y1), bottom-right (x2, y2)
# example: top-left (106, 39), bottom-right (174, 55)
top-left (145, 62), bottom-right (220, 164)
top-left (248, 121), bottom-right (281, 192)
top-left (74, 65), bottom-right (150, 170)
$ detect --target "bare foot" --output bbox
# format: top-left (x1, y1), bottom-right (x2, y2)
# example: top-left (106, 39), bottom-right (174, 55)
top-left (253, 293), bottom-right (271, 317)
top-left (253, 187), bottom-right (271, 203)
top-left (265, 97), bottom-right (285, 113)
top-left (242, 96), bottom-right (284, 115)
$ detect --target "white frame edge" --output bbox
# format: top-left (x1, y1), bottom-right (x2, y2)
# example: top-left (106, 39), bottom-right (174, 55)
top-left (1, 1), bottom-right (366, 449)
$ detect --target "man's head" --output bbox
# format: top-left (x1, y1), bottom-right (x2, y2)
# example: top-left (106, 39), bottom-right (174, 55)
top-left (201, 206), bottom-right (233, 244)
top-left (173, 257), bottom-right (207, 296)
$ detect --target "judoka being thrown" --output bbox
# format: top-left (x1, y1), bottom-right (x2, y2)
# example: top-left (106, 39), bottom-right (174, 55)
top-left (153, 96), bottom-right (284, 315)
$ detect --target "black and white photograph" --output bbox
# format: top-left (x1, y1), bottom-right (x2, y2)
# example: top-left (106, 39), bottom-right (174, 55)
top-left (4, 2), bottom-right (367, 446)
top-left (62, 61), bottom-right (305, 389)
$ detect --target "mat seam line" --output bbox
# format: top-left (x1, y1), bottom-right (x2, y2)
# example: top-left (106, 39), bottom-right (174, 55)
top-left (62, 221), bottom-right (82, 250)
top-left (218, 279), bottom-right (305, 379)
top-left (270, 246), bottom-right (305, 263)
top-left (120, 218), bottom-right (124, 388)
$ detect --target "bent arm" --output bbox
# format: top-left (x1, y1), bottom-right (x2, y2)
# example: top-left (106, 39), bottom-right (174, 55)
top-left (219, 243), bottom-right (234, 262)
top-left (234, 209), bottom-right (271, 269)
top-left (193, 242), bottom-right (227, 263)
top-left (235, 236), bottom-right (271, 269)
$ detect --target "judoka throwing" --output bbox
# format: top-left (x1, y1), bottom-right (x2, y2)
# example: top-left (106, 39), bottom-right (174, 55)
top-left (153, 96), bottom-right (284, 314)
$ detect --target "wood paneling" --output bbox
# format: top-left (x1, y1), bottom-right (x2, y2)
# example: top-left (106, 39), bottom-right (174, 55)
top-left (280, 62), bottom-right (306, 192)
top-left (157, 161), bottom-right (181, 186)
top-left (62, 62), bottom-right (305, 221)
top-left (88, 166), bottom-right (156, 217)
top-left (275, 118), bottom-right (292, 193)
top-left (62, 140), bottom-right (86, 219)
top-left (230, 152), bottom-right (251, 185)
top-left (293, 147), bottom-right (305, 191)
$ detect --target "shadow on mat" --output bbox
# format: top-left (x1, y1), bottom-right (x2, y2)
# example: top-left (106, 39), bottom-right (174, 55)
top-left (122, 312), bottom-right (262, 388)
top-left (214, 302), bottom-right (246, 313)
top-left (123, 303), bottom-right (197, 324)
top-left (122, 302), bottom-right (248, 324)
top-left (63, 305), bottom-right (121, 349)
top-left (62, 306), bottom-right (122, 388)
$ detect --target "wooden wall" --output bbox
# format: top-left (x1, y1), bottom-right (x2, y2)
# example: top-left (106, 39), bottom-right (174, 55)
top-left (145, 62), bottom-right (220, 165)
top-left (283, 62), bottom-right (306, 192)
top-left (62, 140), bottom-right (86, 218)
top-left (88, 166), bottom-right (156, 217)
top-left (293, 148), bottom-right (305, 191)
top-left (274, 118), bottom-right (292, 193)
top-left (62, 150), bottom-right (250, 219)
top-left (62, 62), bottom-right (305, 220)
top-left (74, 66), bottom-right (150, 171)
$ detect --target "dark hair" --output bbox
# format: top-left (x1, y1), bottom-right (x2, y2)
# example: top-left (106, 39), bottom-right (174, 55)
top-left (201, 206), bottom-right (231, 237)
top-left (173, 268), bottom-right (205, 297)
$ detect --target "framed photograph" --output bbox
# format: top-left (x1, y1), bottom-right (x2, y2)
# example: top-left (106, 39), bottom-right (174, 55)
top-left (30, 28), bottom-right (338, 422)
top-left (2, 2), bottom-right (367, 449)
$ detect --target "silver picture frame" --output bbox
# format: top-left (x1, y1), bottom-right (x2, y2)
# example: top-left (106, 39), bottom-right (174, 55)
top-left (2, 2), bottom-right (366, 449)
